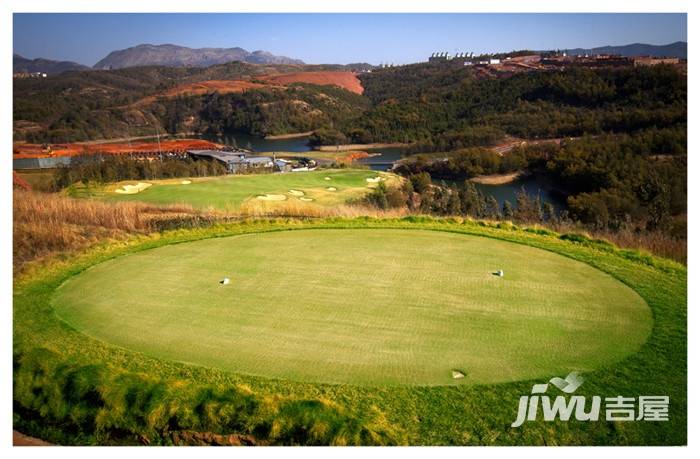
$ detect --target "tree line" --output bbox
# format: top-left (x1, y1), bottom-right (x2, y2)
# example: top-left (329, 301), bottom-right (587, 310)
top-left (365, 174), bottom-right (557, 224)
top-left (52, 155), bottom-right (228, 190)
top-left (380, 127), bottom-right (686, 233)
top-left (346, 63), bottom-right (686, 147)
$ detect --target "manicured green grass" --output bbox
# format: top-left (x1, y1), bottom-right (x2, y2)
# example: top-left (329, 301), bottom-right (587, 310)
top-left (53, 229), bottom-right (650, 386)
top-left (85, 169), bottom-right (393, 210)
top-left (14, 219), bottom-right (686, 445)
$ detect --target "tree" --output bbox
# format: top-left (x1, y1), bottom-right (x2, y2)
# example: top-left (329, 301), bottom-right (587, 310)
top-left (502, 200), bottom-right (514, 220)
top-left (543, 202), bottom-right (556, 223)
top-left (446, 188), bottom-right (461, 215)
top-left (485, 196), bottom-right (501, 219)
top-left (365, 182), bottom-right (389, 209)
top-left (514, 188), bottom-right (543, 222)
top-left (409, 172), bottom-right (432, 195)
top-left (459, 181), bottom-right (484, 217)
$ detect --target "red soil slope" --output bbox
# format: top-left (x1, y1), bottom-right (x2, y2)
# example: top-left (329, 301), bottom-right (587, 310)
top-left (259, 71), bottom-right (364, 94)
top-left (13, 139), bottom-right (223, 159)
top-left (163, 80), bottom-right (281, 97)
top-left (135, 71), bottom-right (363, 107)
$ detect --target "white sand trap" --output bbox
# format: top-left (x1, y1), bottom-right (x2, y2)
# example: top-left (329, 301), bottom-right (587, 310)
top-left (299, 197), bottom-right (314, 202)
top-left (452, 370), bottom-right (465, 379)
top-left (114, 182), bottom-right (152, 194)
top-left (288, 189), bottom-right (305, 196)
top-left (256, 194), bottom-right (287, 201)
top-left (181, 180), bottom-right (192, 185)
top-left (326, 187), bottom-right (337, 191)
top-left (366, 176), bottom-right (386, 183)
top-left (324, 177), bottom-right (332, 181)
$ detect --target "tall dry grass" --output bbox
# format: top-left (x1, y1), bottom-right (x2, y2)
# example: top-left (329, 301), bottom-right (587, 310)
top-left (537, 219), bottom-right (687, 264)
top-left (13, 190), bottom-right (207, 271)
top-left (586, 228), bottom-right (686, 264)
top-left (237, 199), bottom-right (408, 219)
top-left (13, 190), bottom-right (685, 273)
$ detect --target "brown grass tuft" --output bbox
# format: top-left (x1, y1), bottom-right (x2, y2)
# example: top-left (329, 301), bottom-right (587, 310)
top-left (12, 190), bottom-right (207, 272)
top-left (238, 199), bottom-right (408, 219)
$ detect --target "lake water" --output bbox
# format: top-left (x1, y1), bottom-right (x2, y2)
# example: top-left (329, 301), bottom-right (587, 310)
top-left (201, 133), bottom-right (313, 153)
top-left (202, 133), bottom-right (566, 210)
top-left (201, 133), bottom-right (403, 169)
top-left (472, 175), bottom-right (567, 212)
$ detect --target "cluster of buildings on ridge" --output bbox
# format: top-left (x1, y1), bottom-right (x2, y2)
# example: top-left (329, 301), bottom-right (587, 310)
top-left (13, 71), bottom-right (48, 79)
top-left (427, 51), bottom-right (681, 68)
top-left (429, 52), bottom-right (502, 66)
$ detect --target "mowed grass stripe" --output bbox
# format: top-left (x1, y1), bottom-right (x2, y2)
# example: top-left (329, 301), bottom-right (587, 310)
top-left (98, 169), bottom-right (389, 210)
top-left (52, 229), bottom-right (651, 386)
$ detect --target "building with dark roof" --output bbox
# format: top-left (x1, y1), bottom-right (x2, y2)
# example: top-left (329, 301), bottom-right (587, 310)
top-left (187, 150), bottom-right (273, 173)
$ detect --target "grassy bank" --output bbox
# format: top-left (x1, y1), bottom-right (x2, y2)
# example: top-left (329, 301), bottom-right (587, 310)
top-left (13, 217), bottom-right (686, 445)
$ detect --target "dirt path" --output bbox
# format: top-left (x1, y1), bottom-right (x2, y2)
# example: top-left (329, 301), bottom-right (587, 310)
top-left (13, 430), bottom-right (53, 446)
top-left (490, 137), bottom-right (564, 156)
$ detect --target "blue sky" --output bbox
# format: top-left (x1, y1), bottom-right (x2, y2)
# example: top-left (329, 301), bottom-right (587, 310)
top-left (13, 13), bottom-right (687, 66)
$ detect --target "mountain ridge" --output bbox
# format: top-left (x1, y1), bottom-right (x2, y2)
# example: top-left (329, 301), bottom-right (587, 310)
top-left (559, 41), bottom-right (686, 59)
top-left (93, 43), bottom-right (305, 69)
top-left (13, 54), bottom-right (90, 75)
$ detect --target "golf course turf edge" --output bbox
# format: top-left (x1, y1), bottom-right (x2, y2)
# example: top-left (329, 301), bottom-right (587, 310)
top-left (13, 217), bottom-right (687, 445)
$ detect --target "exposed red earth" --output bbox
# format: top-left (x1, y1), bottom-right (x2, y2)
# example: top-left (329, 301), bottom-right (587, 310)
top-left (131, 71), bottom-right (363, 108)
top-left (258, 71), bottom-right (364, 94)
top-left (13, 139), bottom-right (224, 159)
top-left (162, 79), bottom-right (282, 97)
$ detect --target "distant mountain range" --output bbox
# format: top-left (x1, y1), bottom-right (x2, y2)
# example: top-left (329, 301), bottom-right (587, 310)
top-left (13, 54), bottom-right (89, 75)
top-left (15, 41), bottom-right (686, 76)
top-left (93, 44), bottom-right (305, 70)
top-left (560, 41), bottom-right (686, 59)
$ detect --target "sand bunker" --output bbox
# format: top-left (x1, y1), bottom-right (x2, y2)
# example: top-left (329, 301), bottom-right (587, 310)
top-left (114, 182), bottom-right (152, 194)
top-left (256, 194), bottom-right (287, 201)
top-left (324, 177), bottom-right (332, 181)
top-left (326, 187), bottom-right (337, 191)
top-left (452, 370), bottom-right (465, 380)
top-left (288, 189), bottom-right (305, 196)
top-left (181, 180), bottom-right (192, 185)
top-left (299, 197), bottom-right (314, 202)
top-left (366, 176), bottom-right (385, 183)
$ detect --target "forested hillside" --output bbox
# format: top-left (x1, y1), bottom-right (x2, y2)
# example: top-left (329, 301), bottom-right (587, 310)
top-left (13, 62), bottom-right (370, 142)
top-left (14, 60), bottom-right (685, 148)
top-left (154, 83), bottom-right (369, 137)
top-left (348, 63), bottom-right (686, 149)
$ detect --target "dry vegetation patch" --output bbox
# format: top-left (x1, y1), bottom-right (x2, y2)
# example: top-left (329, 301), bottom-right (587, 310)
top-left (12, 190), bottom-right (210, 272)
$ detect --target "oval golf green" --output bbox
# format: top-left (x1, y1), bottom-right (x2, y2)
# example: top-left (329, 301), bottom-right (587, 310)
top-left (53, 229), bottom-right (652, 386)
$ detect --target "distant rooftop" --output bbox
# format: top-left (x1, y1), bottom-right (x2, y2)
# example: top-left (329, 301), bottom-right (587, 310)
top-left (187, 149), bottom-right (247, 164)
top-left (187, 149), bottom-right (272, 165)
